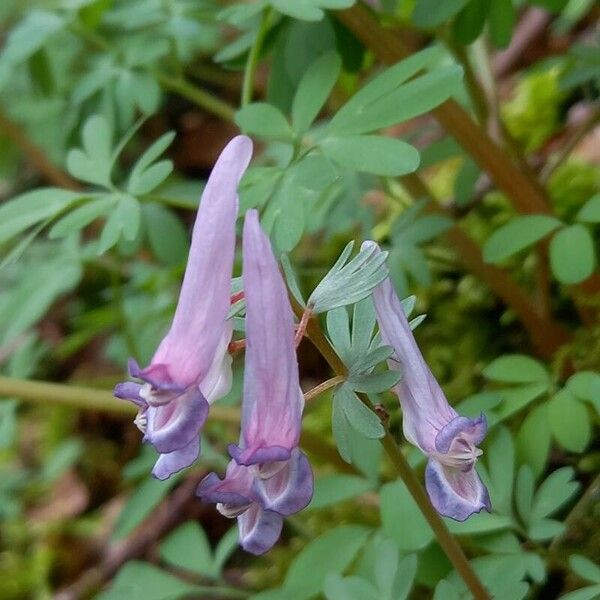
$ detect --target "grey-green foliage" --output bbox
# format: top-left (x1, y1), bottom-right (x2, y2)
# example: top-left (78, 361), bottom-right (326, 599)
top-left (481, 354), bottom-right (598, 471)
top-left (0, 115), bottom-right (188, 263)
top-left (388, 199), bottom-right (453, 294)
top-left (483, 192), bottom-right (599, 284)
top-left (236, 48), bottom-right (462, 253)
top-left (411, 0), bottom-right (567, 48)
top-left (309, 241), bottom-right (389, 314)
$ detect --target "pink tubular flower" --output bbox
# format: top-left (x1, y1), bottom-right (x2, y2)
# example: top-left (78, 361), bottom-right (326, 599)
top-left (114, 136), bottom-right (253, 480)
top-left (364, 241), bottom-right (490, 521)
top-left (197, 210), bottom-right (313, 555)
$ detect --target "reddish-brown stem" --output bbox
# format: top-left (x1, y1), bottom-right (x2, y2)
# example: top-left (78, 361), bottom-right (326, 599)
top-left (295, 306), bottom-right (313, 347)
top-left (228, 339), bottom-right (246, 354)
top-left (230, 290), bottom-right (245, 304)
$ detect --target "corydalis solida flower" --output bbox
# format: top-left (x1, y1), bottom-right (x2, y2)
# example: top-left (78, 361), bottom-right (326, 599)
top-left (197, 210), bottom-right (313, 555)
top-left (365, 242), bottom-right (490, 521)
top-left (114, 136), bottom-right (253, 481)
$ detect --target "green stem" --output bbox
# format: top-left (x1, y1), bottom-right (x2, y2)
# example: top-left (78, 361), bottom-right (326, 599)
top-left (156, 73), bottom-right (236, 122)
top-left (291, 301), bottom-right (490, 600)
top-left (0, 376), bottom-right (240, 423)
top-left (241, 8), bottom-right (273, 107)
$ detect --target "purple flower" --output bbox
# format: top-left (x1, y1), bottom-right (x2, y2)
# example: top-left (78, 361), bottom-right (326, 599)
top-left (114, 136), bottom-right (253, 480)
top-left (365, 242), bottom-right (490, 521)
top-left (197, 210), bottom-right (313, 554)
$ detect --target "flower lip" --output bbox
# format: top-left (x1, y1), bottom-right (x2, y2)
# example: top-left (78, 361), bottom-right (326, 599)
top-left (196, 471), bottom-right (254, 507)
top-left (113, 381), bottom-right (147, 408)
top-left (128, 358), bottom-right (184, 392)
top-left (434, 414), bottom-right (487, 454)
top-left (228, 444), bottom-right (292, 467)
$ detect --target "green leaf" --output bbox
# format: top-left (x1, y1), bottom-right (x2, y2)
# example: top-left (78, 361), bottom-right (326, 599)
top-left (133, 132), bottom-right (176, 174)
top-left (483, 215), bottom-right (562, 262)
top-left (483, 354), bottom-right (549, 384)
top-left (373, 539), bottom-right (399, 598)
top-left (391, 553), bottom-right (418, 600)
top-left (97, 561), bottom-right (195, 600)
top-left (310, 241), bottom-right (389, 314)
top-left (332, 390), bottom-right (352, 463)
top-left (128, 160), bottom-right (173, 195)
top-left (270, 0), bottom-right (324, 21)
top-left (516, 404), bottom-right (550, 478)
top-left (453, 0), bottom-right (487, 44)
top-left (292, 51), bottom-right (341, 134)
top-left (0, 11), bottom-right (64, 66)
top-left (515, 465), bottom-right (534, 524)
top-left (548, 389), bottom-right (591, 453)
top-left (549, 224), bottom-right (596, 284)
top-left (283, 526), bottom-right (370, 598)
top-left (454, 158), bottom-right (480, 207)
top-left (485, 427), bottom-right (514, 515)
top-left (380, 480), bottom-right (433, 551)
top-left (41, 439), bottom-right (83, 482)
top-left (235, 103), bottom-right (293, 141)
top-left (113, 478), bottom-right (175, 539)
top-left (1, 256), bottom-right (82, 342)
top-left (349, 369), bottom-right (401, 393)
top-left (0, 188), bottom-right (83, 245)
top-left (576, 193), bottom-right (600, 223)
top-left (329, 59), bottom-right (461, 135)
top-left (0, 400), bottom-right (17, 449)
top-left (530, 467), bottom-right (580, 521)
top-left (495, 382), bottom-right (548, 420)
top-left (160, 523), bottom-right (216, 578)
top-left (213, 528), bottom-right (239, 574)
top-left (98, 194), bottom-right (142, 254)
top-left (445, 513), bottom-right (512, 535)
top-left (527, 518), bottom-right (564, 541)
top-left (309, 474), bottom-right (374, 510)
top-left (49, 196), bottom-right (116, 238)
top-left (67, 115), bottom-right (113, 187)
top-left (412, 0), bottom-right (469, 27)
top-left (566, 371), bottom-right (600, 412)
top-left (433, 580), bottom-right (461, 600)
top-left (559, 585), bottom-right (600, 600)
top-left (324, 575), bottom-right (379, 600)
top-left (142, 203), bottom-right (188, 265)
top-left (336, 384), bottom-right (384, 439)
top-left (570, 555), bottom-right (600, 584)
top-left (488, 0), bottom-right (515, 48)
top-left (320, 135), bottom-right (420, 176)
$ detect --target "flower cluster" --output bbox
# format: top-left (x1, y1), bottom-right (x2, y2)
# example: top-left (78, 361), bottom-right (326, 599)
top-left (114, 136), bottom-right (489, 556)
top-left (115, 136), bottom-right (312, 553)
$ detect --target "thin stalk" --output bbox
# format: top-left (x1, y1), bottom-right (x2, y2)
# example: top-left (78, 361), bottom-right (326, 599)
top-left (303, 375), bottom-right (345, 403)
top-left (0, 376), bottom-right (240, 423)
top-left (241, 7), bottom-right (273, 107)
top-left (290, 303), bottom-right (490, 600)
top-left (295, 306), bottom-right (313, 347)
top-left (156, 73), bottom-right (236, 122)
